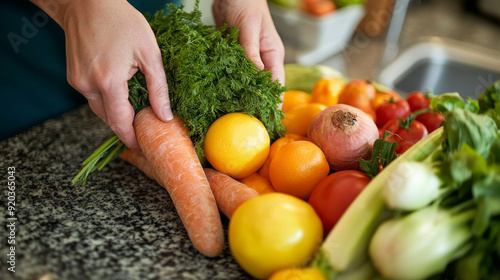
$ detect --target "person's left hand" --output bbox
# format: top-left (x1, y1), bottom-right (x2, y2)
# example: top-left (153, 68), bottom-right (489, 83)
top-left (212, 0), bottom-right (285, 84)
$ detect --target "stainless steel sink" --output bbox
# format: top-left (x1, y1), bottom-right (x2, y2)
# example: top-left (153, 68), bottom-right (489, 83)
top-left (378, 37), bottom-right (500, 99)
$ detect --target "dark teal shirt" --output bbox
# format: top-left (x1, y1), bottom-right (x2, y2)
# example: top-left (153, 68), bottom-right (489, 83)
top-left (0, 1), bottom-right (179, 141)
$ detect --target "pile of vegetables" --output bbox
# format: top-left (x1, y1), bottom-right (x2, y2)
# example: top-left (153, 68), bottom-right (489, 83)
top-left (71, 1), bottom-right (285, 257)
top-left (73, 1), bottom-right (285, 185)
top-left (374, 89), bottom-right (446, 155)
top-left (68, 0), bottom-right (500, 275)
top-left (312, 81), bottom-right (500, 280)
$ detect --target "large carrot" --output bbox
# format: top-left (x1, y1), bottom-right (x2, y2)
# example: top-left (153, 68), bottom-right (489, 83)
top-left (203, 168), bottom-right (259, 218)
top-left (120, 149), bottom-right (161, 182)
top-left (119, 149), bottom-right (259, 219)
top-left (134, 107), bottom-right (224, 257)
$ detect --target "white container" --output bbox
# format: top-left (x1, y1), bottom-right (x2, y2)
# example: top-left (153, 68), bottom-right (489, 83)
top-left (269, 3), bottom-right (365, 64)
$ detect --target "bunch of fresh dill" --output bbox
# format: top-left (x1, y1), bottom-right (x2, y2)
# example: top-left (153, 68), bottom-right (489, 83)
top-left (73, 1), bottom-right (285, 184)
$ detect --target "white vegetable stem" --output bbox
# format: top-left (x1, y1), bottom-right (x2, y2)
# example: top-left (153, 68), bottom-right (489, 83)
top-left (369, 205), bottom-right (475, 280)
top-left (315, 128), bottom-right (444, 276)
top-left (383, 161), bottom-right (442, 211)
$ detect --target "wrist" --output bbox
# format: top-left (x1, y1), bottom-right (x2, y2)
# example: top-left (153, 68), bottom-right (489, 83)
top-left (29, 0), bottom-right (71, 27)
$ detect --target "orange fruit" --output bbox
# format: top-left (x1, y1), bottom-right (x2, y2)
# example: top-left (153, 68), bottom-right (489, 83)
top-left (269, 141), bottom-right (330, 200)
top-left (281, 103), bottom-right (327, 136)
top-left (283, 133), bottom-right (309, 141)
top-left (310, 77), bottom-right (345, 107)
top-left (239, 172), bottom-right (275, 195)
top-left (357, 105), bottom-right (377, 122)
top-left (282, 90), bottom-right (312, 113)
top-left (258, 134), bottom-right (306, 181)
top-left (204, 113), bottom-right (270, 179)
top-left (338, 79), bottom-right (376, 110)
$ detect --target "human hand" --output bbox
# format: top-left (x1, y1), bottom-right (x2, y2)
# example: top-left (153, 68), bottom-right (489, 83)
top-left (212, 0), bottom-right (285, 84)
top-left (33, 0), bottom-right (173, 151)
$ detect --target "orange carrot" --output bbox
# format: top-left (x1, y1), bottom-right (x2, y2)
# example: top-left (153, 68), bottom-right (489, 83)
top-left (134, 107), bottom-right (224, 257)
top-left (119, 149), bottom-right (259, 219)
top-left (203, 168), bottom-right (259, 218)
top-left (119, 149), bottom-right (161, 183)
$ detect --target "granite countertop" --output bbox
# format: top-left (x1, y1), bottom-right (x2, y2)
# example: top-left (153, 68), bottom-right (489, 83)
top-left (0, 105), bottom-right (252, 280)
top-left (3, 1), bottom-right (500, 279)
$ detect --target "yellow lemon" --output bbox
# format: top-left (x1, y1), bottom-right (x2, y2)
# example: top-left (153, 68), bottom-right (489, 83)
top-left (204, 113), bottom-right (270, 179)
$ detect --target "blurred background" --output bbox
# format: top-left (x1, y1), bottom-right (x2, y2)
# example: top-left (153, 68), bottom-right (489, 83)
top-left (183, 0), bottom-right (500, 97)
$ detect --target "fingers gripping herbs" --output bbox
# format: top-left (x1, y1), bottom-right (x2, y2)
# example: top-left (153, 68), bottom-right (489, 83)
top-left (73, 2), bottom-right (285, 185)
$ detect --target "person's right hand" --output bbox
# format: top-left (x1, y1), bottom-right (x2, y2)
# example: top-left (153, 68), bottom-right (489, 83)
top-left (212, 0), bottom-right (285, 84)
top-left (31, 0), bottom-right (173, 151)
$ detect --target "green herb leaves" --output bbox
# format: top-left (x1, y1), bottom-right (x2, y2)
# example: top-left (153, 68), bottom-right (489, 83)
top-left (129, 2), bottom-right (286, 160)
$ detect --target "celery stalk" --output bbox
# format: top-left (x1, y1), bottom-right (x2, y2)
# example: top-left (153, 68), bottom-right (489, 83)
top-left (314, 127), bottom-right (445, 276)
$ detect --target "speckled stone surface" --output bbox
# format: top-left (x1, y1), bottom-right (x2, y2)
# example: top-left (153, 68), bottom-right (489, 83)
top-left (0, 105), bottom-right (252, 280)
top-left (3, 1), bottom-right (500, 279)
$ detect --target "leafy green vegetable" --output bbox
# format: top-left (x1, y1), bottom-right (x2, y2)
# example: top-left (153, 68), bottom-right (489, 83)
top-left (441, 109), bottom-right (498, 159)
top-left (430, 92), bottom-right (479, 114)
top-left (73, 1), bottom-right (286, 185)
top-left (478, 80), bottom-right (500, 127)
top-left (316, 81), bottom-right (500, 279)
top-left (136, 2), bottom-right (286, 158)
top-left (359, 130), bottom-right (398, 178)
top-left (451, 218), bottom-right (500, 280)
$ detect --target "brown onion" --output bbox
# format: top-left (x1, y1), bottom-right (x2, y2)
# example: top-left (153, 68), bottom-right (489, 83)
top-left (307, 104), bottom-right (379, 171)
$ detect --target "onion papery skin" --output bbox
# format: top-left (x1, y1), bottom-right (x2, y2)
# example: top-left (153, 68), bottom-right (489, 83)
top-left (308, 104), bottom-right (379, 171)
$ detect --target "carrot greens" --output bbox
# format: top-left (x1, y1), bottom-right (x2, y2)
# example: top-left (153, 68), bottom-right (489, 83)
top-left (73, 1), bottom-right (285, 185)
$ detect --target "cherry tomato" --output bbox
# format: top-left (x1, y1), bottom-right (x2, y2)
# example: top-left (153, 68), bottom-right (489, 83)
top-left (382, 117), bottom-right (429, 154)
top-left (378, 127), bottom-right (385, 139)
top-left (406, 91), bottom-right (431, 112)
top-left (375, 99), bottom-right (411, 128)
top-left (308, 170), bottom-right (371, 237)
top-left (394, 140), bottom-right (414, 155)
top-left (416, 111), bottom-right (445, 133)
top-left (371, 90), bottom-right (402, 110)
top-left (229, 193), bottom-right (323, 279)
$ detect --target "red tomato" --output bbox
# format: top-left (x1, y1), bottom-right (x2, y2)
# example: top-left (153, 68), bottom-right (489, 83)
top-left (382, 116), bottom-right (429, 147)
top-left (308, 170), bottom-right (371, 237)
top-left (394, 141), bottom-right (414, 155)
top-left (406, 91), bottom-right (431, 112)
top-left (375, 99), bottom-right (411, 128)
top-left (371, 90), bottom-right (402, 110)
top-left (378, 127), bottom-right (385, 139)
top-left (416, 112), bottom-right (445, 133)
